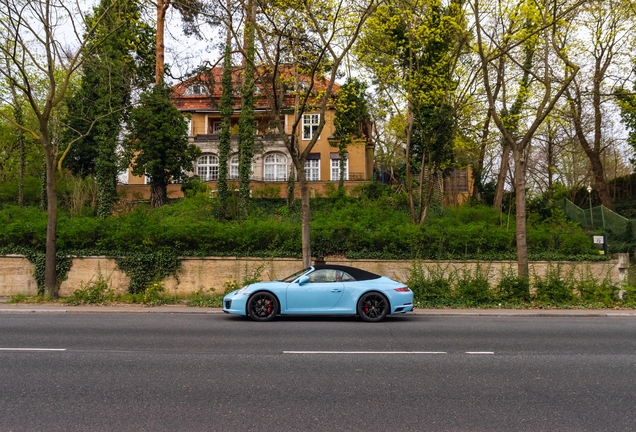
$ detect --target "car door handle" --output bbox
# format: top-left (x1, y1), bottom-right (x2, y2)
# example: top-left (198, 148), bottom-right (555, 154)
top-left (331, 289), bottom-right (342, 292)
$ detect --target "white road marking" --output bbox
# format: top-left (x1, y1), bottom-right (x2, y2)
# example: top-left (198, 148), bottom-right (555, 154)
top-left (0, 348), bottom-right (66, 351)
top-left (283, 351), bottom-right (447, 354)
top-left (466, 351), bottom-right (494, 354)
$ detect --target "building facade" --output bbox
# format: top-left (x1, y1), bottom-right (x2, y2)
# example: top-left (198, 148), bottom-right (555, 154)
top-left (125, 68), bottom-right (374, 198)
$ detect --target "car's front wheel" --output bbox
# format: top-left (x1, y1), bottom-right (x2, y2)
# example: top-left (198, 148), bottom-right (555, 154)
top-left (357, 292), bottom-right (389, 322)
top-left (247, 292), bottom-right (278, 322)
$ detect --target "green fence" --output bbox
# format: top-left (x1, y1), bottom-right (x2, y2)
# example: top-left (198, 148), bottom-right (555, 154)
top-left (559, 199), bottom-right (634, 239)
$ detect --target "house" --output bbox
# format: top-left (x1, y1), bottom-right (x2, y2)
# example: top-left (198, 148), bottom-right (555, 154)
top-left (124, 67), bottom-right (374, 198)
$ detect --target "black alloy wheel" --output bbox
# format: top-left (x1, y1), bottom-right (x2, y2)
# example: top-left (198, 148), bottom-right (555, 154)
top-left (247, 292), bottom-right (278, 322)
top-left (357, 292), bottom-right (389, 322)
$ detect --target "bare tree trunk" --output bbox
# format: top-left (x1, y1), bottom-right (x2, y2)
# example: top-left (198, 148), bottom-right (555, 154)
top-left (150, 183), bottom-right (165, 208)
top-left (513, 146), bottom-right (528, 277)
top-left (43, 140), bottom-right (58, 298)
top-left (586, 149), bottom-right (612, 207)
top-left (472, 109), bottom-right (492, 200)
top-left (298, 166), bottom-right (311, 267)
top-left (416, 146), bottom-right (427, 221)
top-left (405, 102), bottom-right (416, 223)
top-left (18, 129), bottom-right (24, 206)
top-left (156, 0), bottom-right (170, 84)
top-left (493, 144), bottom-right (510, 208)
top-left (419, 176), bottom-right (436, 224)
top-left (569, 92), bottom-right (614, 208)
top-left (545, 122), bottom-right (556, 197)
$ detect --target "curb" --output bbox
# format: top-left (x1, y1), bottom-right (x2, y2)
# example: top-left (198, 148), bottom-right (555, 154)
top-left (0, 304), bottom-right (635, 317)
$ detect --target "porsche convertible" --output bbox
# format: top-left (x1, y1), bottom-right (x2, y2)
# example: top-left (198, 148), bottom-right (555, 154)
top-left (222, 264), bottom-right (414, 322)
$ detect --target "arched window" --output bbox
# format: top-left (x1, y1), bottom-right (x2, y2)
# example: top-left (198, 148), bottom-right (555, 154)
top-left (197, 155), bottom-right (219, 181)
top-left (264, 153), bottom-right (287, 181)
top-left (229, 155), bottom-right (239, 179)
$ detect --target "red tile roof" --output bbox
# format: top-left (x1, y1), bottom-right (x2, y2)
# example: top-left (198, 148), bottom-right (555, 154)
top-left (171, 66), bottom-right (339, 112)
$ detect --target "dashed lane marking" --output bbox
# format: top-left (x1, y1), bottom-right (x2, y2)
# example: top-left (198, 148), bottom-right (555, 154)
top-left (283, 351), bottom-right (447, 354)
top-left (0, 348), bottom-right (66, 351)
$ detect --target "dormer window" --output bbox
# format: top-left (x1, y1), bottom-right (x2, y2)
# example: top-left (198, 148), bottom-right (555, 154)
top-left (184, 83), bottom-right (209, 96)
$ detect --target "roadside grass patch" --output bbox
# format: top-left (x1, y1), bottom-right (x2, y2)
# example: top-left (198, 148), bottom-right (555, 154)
top-left (409, 260), bottom-right (633, 309)
top-left (187, 264), bottom-right (265, 308)
top-left (68, 271), bottom-right (114, 305)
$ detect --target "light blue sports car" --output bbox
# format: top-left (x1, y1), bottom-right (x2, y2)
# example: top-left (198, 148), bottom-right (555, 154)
top-left (223, 264), bottom-right (414, 322)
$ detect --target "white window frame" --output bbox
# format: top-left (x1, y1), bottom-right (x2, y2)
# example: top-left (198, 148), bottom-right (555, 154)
top-left (302, 114), bottom-right (320, 140)
top-left (330, 156), bottom-right (348, 181)
top-left (196, 154), bottom-right (219, 181)
top-left (184, 83), bottom-right (209, 96)
top-left (304, 159), bottom-right (320, 181)
top-left (229, 155), bottom-right (239, 180)
top-left (264, 153), bottom-right (288, 182)
top-left (211, 121), bottom-right (222, 134)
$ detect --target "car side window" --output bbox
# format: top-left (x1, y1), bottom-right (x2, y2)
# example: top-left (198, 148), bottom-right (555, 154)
top-left (307, 269), bottom-right (338, 283)
top-left (340, 272), bottom-right (355, 282)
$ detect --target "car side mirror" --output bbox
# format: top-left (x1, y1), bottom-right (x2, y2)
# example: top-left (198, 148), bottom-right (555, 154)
top-left (297, 275), bottom-right (309, 285)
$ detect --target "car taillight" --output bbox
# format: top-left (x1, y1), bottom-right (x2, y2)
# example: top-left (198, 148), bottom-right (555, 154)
top-left (394, 287), bottom-right (410, 292)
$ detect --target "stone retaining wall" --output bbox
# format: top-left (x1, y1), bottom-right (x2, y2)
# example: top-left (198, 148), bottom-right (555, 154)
top-left (0, 254), bottom-right (629, 297)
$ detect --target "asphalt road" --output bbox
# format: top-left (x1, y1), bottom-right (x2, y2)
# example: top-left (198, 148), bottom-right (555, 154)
top-left (1, 312), bottom-right (635, 431)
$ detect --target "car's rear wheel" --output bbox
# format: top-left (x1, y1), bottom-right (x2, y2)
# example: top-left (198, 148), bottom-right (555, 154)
top-left (247, 292), bottom-right (278, 322)
top-left (357, 292), bottom-right (389, 322)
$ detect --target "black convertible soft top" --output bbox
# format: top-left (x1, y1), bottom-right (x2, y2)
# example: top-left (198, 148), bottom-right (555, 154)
top-left (312, 264), bottom-right (381, 281)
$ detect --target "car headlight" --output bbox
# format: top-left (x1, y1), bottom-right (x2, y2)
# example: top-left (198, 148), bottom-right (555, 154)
top-left (235, 286), bottom-right (249, 296)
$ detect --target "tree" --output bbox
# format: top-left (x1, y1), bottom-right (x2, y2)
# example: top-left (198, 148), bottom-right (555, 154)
top-left (238, 0), bottom-right (257, 219)
top-left (617, 72), bottom-right (636, 168)
top-left (0, 0), bottom-right (130, 298)
top-left (154, 0), bottom-right (207, 83)
top-left (564, 0), bottom-right (636, 209)
top-left (62, 0), bottom-right (155, 217)
top-left (125, 83), bottom-right (201, 207)
top-left (473, 0), bottom-right (582, 277)
top-left (355, 0), bottom-right (469, 223)
top-left (333, 78), bottom-right (370, 190)
top-left (217, 9), bottom-right (234, 217)
top-left (248, 0), bottom-right (377, 267)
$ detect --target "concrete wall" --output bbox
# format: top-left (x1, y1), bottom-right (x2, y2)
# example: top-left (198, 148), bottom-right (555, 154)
top-left (0, 254), bottom-right (630, 297)
top-left (0, 255), bottom-right (38, 296)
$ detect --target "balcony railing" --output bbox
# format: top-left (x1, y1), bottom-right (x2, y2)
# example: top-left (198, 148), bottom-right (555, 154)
top-left (194, 133), bottom-right (290, 142)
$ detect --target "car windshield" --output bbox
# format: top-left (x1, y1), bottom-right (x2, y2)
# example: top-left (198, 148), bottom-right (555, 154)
top-left (281, 267), bottom-right (311, 283)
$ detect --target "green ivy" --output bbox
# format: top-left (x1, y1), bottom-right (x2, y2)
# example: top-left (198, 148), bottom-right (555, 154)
top-left (0, 246), bottom-right (72, 295)
top-left (114, 250), bottom-right (181, 294)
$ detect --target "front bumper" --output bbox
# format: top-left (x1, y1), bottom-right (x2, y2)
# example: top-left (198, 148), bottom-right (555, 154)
top-left (222, 290), bottom-right (249, 316)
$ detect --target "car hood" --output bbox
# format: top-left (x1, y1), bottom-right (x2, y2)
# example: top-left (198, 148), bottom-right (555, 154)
top-left (242, 281), bottom-right (286, 294)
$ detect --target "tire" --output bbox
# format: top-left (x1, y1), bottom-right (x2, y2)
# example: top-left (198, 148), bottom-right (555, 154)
top-left (357, 292), bottom-right (389, 322)
top-left (247, 292), bottom-right (278, 322)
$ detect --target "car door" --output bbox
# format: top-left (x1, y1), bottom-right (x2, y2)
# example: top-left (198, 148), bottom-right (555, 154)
top-left (286, 269), bottom-right (344, 312)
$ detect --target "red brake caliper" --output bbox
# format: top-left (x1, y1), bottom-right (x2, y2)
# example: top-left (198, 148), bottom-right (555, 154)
top-left (266, 300), bottom-right (273, 314)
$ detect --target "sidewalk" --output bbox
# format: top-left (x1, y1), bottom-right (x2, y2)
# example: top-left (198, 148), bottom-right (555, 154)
top-left (1, 300), bottom-right (635, 316)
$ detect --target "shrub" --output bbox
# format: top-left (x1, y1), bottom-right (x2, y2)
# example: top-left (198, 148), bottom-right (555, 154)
top-left (532, 264), bottom-right (575, 303)
top-left (253, 184), bottom-right (282, 199)
top-left (180, 175), bottom-right (209, 198)
top-left (406, 261), bottom-right (453, 301)
top-left (0, 176), bottom-right (41, 206)
top-left (575, 266), bottom-right (619, 305)
top-left (69, 271), bottom-right (114, 305)
top-left (187, 278), bottom-right (244, 307)
top-left (495, 268), bottom-right (530, 301)
top-left (454, 263), bottom-right (492, 304)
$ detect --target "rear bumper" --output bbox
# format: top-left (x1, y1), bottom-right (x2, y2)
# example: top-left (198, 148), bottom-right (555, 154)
top-left (392, 304), bottom-right (414, 314)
